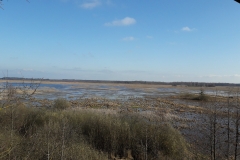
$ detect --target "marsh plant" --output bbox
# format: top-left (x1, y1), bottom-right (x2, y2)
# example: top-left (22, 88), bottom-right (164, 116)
top-left (0, 82), bottom-right (191, 160)
top-left (52, 98), bottom-right (71, 110)
top-left (0, 106), bottom-right (190, 160)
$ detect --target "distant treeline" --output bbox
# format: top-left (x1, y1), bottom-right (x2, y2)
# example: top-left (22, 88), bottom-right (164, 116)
top-left (1, 77), bottom-right (240, 87)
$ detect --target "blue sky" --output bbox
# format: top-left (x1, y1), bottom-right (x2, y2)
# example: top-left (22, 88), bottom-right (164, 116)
top-left (1, 0), bottom-right (240, 83)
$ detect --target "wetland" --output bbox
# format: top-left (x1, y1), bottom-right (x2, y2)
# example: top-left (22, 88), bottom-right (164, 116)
top-left (1, 80), bottom-right (240, 159)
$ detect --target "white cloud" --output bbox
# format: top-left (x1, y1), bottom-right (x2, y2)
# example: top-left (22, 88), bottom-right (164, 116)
top-left (80, 0), bottom-right (101, 9)
top-left (208, 74), bottom-right (223, 78)
top-left (122, 36), bottom-right (135, 41)
top-left (207, 74), bottom-right (240, 78)
top-left (234, 74), bottom-right (240, 77)
top-left (181, 26), bottom-right (196, 32)
top-left (105, 17), bottom-right (136, 26)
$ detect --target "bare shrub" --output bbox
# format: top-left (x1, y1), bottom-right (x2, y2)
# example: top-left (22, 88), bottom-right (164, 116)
top-left (53, 98), bottom-right (71, 110)
top-left (68, 110), bottom-right (189, 159)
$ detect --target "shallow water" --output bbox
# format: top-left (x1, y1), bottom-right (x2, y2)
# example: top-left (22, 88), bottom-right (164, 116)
top-left (0, 82), bottom-right (176, 99)
top-left (0, 82), bottom-right (233, 100)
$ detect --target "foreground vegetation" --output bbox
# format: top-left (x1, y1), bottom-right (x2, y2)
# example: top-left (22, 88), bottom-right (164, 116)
top-left (0, 82), bottom-right (190, 159)
top-left (0, 102), bottom-right (189, 160)
top-left (2, 81), bottom-right (240, 159)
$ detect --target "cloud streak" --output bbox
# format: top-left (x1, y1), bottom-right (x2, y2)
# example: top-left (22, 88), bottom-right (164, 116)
top-left (205, 74), bottom-right (240, 78)
top-left (80, 0), bottom-right (101, 9)
top-left (105, 17), bottom-right (136, 26)
top-left (122, 36), bottom-right (135, 41)
top-left (146, 35), bottom-right (153, 39)
top-left (181, 26), bottom-right (196, 32)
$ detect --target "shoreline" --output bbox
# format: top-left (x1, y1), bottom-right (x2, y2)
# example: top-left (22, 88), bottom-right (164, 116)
top-left (0, 79), bottom-right (238, 91)
top-left (0, 79), bottom-right (174, 89)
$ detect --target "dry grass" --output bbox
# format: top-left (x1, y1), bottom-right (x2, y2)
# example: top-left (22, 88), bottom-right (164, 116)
top-left (0, 104), bottom-right (190, 160)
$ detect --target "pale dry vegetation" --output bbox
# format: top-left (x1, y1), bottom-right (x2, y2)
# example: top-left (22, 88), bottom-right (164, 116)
top-left (2, 81), bottom-right (240, 159)
top-left (0, 82), bottom-right (190, 160)
top-left (0, 103), bottom-right (189, 160)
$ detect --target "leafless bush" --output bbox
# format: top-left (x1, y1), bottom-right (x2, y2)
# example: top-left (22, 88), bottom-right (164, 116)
top-left (52, 98), bottom-right (71, 110)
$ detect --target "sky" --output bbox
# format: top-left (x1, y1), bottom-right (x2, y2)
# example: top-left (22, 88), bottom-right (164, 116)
top-left (1, 0), bottom-right (240, 83)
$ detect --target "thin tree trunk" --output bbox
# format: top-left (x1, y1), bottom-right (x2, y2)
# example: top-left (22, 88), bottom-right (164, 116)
top-left (235, 111), bottom-right (239, 160)
top-left (210, 117), bottom-right (213, 160)
top-left (61, 119), bottom-right (66, 160)
top-left (235, 92), bottom-right (239, 160)
top-left (47, 121), bottom-right (50, 160)
top-left (213, 109), bottom-right (216, 160)
top-left (145, 127), bottom-right (147, 160)
top-left (227, 95), bottom-right (230, 160)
